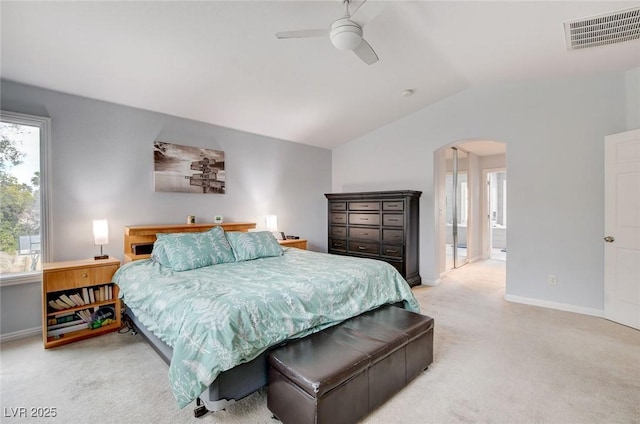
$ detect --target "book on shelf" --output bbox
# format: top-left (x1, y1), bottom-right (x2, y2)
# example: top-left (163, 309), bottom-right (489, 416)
top-left (47, 308), bottom-right (95, 328)
top-left (48, 319), bottom-right (86, 330)
top-left (48, 314), bottom-right (77, 326)
top-left (48, 284), bottom-right (115, 313)
top-left (70, 293), bottom-right (85, 306)
top-left (48, 300), bottom-right (64, 311)
top-left (53, 310), bottom-right (75, 318)
top-left (58, 294), bottom-right (76, 308)
top-left (47, 322), bottom-right (90, 337)
top-left (55, 299), bottom-right (69, 309)
top-left (77, 309), bottom-right (93, 322)
top-left (81, 287), bottom-right (90, 304)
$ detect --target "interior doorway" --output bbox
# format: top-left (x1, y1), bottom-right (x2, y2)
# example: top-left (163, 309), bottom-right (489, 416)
top-left (435, 139), bottom-right (507, 278)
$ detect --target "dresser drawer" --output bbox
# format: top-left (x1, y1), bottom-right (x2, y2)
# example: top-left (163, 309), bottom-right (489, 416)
top-left (383, 201), bottom-right (404, 211)
top-left (349, 213), bottom-right (380, 226)
top-left (330, 202), bottom-right (347, 211)
top-left (330, 226), bottom-right (347, 238)
top-left (329, 239), bottom-right (347, 252)
top-left (330, 213), bottom-right (347, 225)
top-left (349, 201), bottom-right (380, 211)
top-left (349, 227), bottom-right (380, 241)
top-left (44, 264), bottom-right (119, 292)
top-left (348, 241), bottom-right (379, 255)
top-left (382, 229), bottom-right (404, 243)
top-left (381, 245), bottom-right (403, 258)
top-left (382, 214), bottom-right (404, 227)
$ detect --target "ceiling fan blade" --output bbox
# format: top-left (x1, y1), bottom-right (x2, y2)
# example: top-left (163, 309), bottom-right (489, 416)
top-left (275, 29), bottom-right (328, 39)
top-left (353, 38), bottom-right (379, 65)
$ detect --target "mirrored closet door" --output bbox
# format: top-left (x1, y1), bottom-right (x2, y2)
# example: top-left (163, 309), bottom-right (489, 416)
top-left (445, 147), bottom-right (469, 270)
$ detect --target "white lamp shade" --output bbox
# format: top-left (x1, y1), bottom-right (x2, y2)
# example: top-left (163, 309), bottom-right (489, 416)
top-left (93, 219), bottom-right (109, 245)
top-left (266, 215), bottom-right (278, 232)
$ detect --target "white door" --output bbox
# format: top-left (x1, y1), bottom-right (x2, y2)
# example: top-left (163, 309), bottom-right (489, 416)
top-left (604, 129), bottom-right (640, 330)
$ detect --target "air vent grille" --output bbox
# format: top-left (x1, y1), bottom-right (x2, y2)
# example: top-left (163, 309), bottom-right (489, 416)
top-left (564, 6), bottom-right (640, 50)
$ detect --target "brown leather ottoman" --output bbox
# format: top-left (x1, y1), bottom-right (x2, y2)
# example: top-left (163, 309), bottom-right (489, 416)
top-left (267, 305), bottom-right (434, 424)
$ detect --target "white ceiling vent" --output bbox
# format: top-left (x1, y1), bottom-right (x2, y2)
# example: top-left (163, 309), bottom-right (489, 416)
top-left (564, 6), bottom-right (640, 50)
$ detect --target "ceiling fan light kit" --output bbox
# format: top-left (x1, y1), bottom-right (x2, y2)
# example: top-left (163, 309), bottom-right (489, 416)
top-left (330, 18), bottom-right (363, 51)
top-left (275, 0), bottom-right (379, 65)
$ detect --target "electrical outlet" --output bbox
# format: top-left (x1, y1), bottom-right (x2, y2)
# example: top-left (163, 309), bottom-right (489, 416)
top-left (549, 274), bottom-right (557, 286)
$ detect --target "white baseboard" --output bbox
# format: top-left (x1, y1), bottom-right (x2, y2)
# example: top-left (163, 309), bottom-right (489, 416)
top-left (419, 274), bottom-right (442, 286)
top-left (504, 294), bottom-right (604, 318)
top-left (0, 326), bottom-right (41, 343)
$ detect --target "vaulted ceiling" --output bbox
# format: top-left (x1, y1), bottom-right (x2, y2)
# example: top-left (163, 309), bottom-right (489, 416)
top-left (2, 1), bottom-right (639, 149)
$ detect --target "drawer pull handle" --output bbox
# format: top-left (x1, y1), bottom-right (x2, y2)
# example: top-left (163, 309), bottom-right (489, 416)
top-left (388, 219), bottom-right (399, 222)
top-left (360, 218), bottom-right (368, 221)
top-left (334, 243), bottom-right (344, 247)
top-left (358, 246), bottom-right (367, 250)
top-left (82, 273), bottom-right (88, 278)
top-left (360, 232), bottom-right (369, 236)
top-left (386, 249), bottom-right (398, 254)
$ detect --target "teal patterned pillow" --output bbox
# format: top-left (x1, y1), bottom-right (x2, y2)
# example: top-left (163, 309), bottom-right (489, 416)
top-left (151, 238), bottom-right (171, 267)
top-left (156, 226), bottom-right (236, 271)
top-left (225, 231), bottom-right (283, 262)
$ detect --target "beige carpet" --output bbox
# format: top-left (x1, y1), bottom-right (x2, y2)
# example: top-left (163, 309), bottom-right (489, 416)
top-left (2, 260), bottom-right (639, 423)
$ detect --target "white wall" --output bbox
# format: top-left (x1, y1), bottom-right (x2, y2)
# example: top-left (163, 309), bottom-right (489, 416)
top-left (333, 70), bottom-right (637, 313)
top-left (1, 80), bottom-right (331, 337)
top-left (626, 68), bottom-right (640, 129)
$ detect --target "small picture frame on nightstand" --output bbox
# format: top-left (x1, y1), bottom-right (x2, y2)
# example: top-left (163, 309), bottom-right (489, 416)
top-left (272, 231), bottom-right (285, 240)
top-left (214, 215), bottom-right (224, 224)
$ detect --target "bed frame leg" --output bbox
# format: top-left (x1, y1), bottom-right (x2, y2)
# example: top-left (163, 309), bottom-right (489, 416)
top-left (194, 398), bottom-right (208, 418)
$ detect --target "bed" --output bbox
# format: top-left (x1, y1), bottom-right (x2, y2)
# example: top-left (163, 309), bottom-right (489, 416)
top-left (114, 222), bottom-right (420, 414)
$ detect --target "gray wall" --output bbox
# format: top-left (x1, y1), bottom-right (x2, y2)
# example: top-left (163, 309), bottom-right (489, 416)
top-left (0, 79), bottom-right (331, 337)
top-left (333, 69), bottom-right (639, 314)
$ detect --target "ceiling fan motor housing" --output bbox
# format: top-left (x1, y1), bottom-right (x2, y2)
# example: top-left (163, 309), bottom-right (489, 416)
top-left (330, 18), bottom-right (363, 50)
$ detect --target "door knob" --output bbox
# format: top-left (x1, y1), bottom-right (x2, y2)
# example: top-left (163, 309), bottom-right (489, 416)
top-left (604, 236), bottom-right (615, 243)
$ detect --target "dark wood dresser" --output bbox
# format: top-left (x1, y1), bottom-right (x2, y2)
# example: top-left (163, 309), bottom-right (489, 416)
top-left (325, 190), bottom-right (421, 286)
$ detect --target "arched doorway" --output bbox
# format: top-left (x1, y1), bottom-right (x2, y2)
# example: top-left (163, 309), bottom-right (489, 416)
top-left (434, 139), bottom-right (507, 275)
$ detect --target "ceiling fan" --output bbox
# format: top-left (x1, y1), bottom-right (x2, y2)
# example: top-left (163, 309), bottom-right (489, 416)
top-left (275, 0), bottom-right (379, 65)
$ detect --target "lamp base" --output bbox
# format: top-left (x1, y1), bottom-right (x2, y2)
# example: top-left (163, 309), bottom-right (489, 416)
top-left (94, 255), bottom-right (108, 260)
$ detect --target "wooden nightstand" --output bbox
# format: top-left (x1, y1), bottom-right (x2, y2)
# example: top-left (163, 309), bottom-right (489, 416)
top-left (42, 257), bottom-right (121, 348)
top-left (278, 239), bottom-right (308, 250)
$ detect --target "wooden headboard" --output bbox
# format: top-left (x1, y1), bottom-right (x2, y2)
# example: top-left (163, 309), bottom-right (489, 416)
top-left (123, 222), bottom-right (256, 263)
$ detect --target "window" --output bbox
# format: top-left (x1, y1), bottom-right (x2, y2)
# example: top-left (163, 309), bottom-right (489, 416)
top-left (0, 111), bottom-right (50, 286)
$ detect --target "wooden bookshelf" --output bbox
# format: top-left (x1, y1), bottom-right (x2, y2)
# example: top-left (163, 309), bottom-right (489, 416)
top-left (42, 257), bottom-right (121, 349)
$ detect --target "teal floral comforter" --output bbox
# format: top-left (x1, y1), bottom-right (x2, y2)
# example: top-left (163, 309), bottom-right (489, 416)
top-left (113, 248), bottom-right (420, 408)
